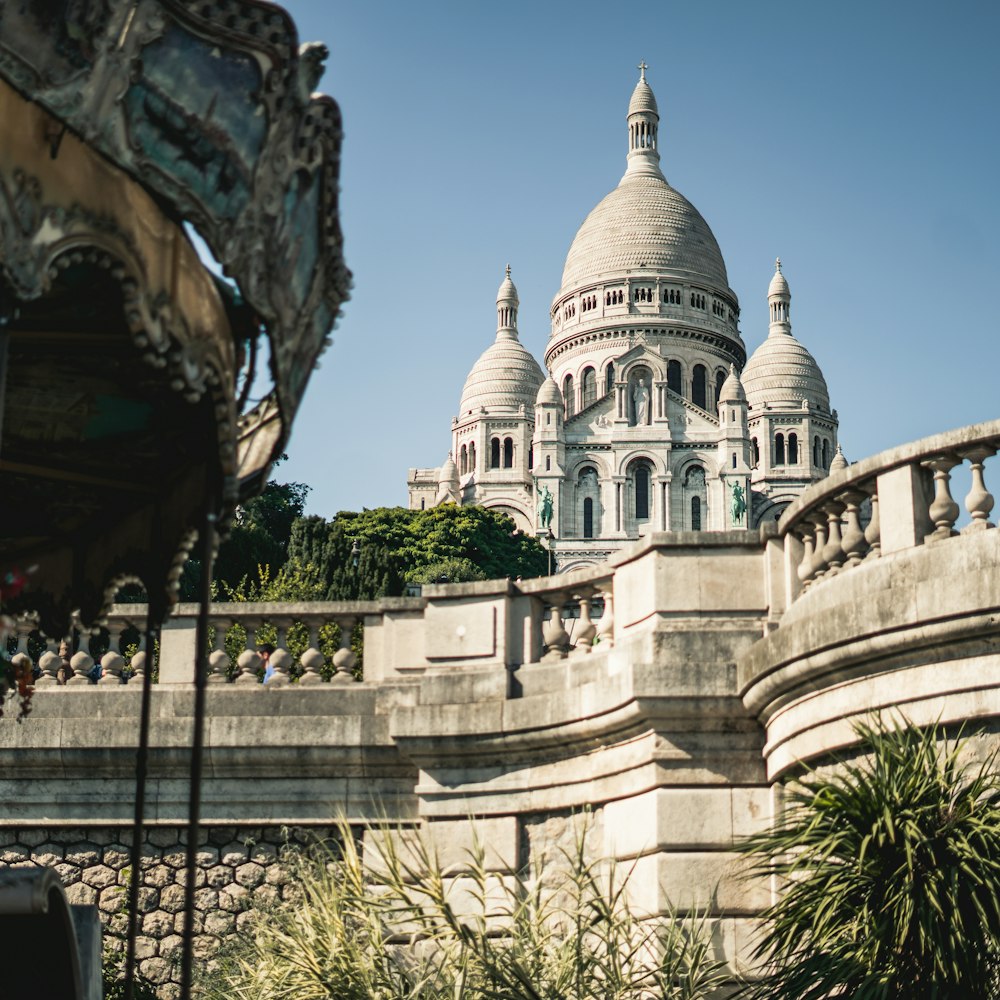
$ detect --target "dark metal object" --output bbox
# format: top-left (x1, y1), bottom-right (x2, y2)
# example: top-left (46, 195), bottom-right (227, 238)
top-left (180, 507), bottom-right (217, 999)
top-left (123, 607), bottom-right (159, 1000)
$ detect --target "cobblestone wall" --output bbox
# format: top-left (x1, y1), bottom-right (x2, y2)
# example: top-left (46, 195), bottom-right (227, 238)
top-left (0, 824), bottom-right (337, 999)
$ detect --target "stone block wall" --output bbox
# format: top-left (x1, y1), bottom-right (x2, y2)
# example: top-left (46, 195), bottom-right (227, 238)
top-left (0, 823), bottom-right (339, 999)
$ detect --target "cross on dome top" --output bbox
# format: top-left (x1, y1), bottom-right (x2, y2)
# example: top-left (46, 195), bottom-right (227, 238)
top-left (505, 263), bottom-right (511, 278)
top-left (637, 60), bottom-right (648, 82)
top-left (775, 257), bottom-right (782, 273)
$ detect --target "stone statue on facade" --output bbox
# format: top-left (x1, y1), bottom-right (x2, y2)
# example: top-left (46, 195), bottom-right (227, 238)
top-left (538, 484), bottom-right (554, 529)
top-left (632, 380), bottom-right (649, 425)
top-left (730, 481), bottom-right (747, 524)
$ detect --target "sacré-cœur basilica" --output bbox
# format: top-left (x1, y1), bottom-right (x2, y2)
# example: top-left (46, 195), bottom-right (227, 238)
top-left (408, 66), bottom-right (843, 572)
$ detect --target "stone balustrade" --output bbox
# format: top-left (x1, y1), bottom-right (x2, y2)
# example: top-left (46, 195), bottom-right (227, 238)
top-left (774, 419), bottom-right (1000, 607)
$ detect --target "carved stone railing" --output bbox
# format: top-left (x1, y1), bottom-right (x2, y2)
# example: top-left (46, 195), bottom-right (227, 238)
top-left (775, 420), bottom-right (1000, 606)
top-left (517, 566), bottom-right (615, 662)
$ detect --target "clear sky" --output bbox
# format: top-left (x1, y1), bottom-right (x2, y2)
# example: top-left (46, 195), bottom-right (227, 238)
top-left (271, 0), bottom-right (1000, 517)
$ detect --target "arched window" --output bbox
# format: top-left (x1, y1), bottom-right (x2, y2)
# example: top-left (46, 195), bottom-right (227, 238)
top-left (460, 444), bottom-right (468, 475)
top-left (775, 433), bottom-right (785, 465)
top-left (545, 456), bottom-right (551, 471)
top-left (752, 437), bottom-right (760, 466)
top-left (715, 369), bottom-right (726, 410)
top-left (563, 374), bottom-right (575, 418)
top-left (822, 439), bottom-right (829, 468)
top-left (581, 367), bottom-right (597, 409)
top-left (583, 497), bottom-right (594, 538)
top-left (788, 433), bottom-right (798, 465)
top-left (605, 362), bottom-right (615, 395)
top-left (692, 364), bottom-right (707, 409)
top-left (634, 465), bottom-right (650, 520)
top-left (813, 436), bottom-right (819, 466)
top-left (490, 437), bottom-right (501, 469)
top-left (732, 452), bottom-right (737, 469)
top-left (469, 441), bottom-right (476, 471)
top-left (684, 465), bottom-right (707, 531)
top-left (528, 444), bottom-right (533, 470)
top-left (420, 499), bottom-right (425, 510)
top-left (667, 360), bottom-right (681, 394)
top-left (503, 437), bottom-right (514, 468)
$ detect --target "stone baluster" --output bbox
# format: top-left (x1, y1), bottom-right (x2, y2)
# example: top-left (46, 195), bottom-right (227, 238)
top-left (572, 589), bottom-right (597, 654)
top-left (265, 621), bottom-right (293, 686)
top-left (208, 620), bottom-right (230, 684)
top-left (35, 650), bottom-right (60, 687)
top-left (15, 618), bottom-right (32, 658)
top-left (67, 628), bottom-right (95, 686)
top-left (298, 623), bottom-right (326, 685)
top-left (234, 648), bottom-right (262, 686)
top-left (98, 651), bottom-right (124, 685)
top-left (130, 649), bottom-right (147, 683)
top-left (821, 501), bottom-right (846, 576)
top-left (796, 526), bottom-right (816, 589)
top-left (840, 489), bottom-right (869, 567)
top-left (10, 652), bottom-right (33, 695)
top-left (863, 485), bottom-right (881, 560)
top-left (960, 446), bottom-right (996, 531)
top-left (106, 619), bottom-right (126, 660)
top-left (809, 514), bottom-right (829, 581)
top-left (595, 590), bottom-right (615, 649)
top-left (923, 455), bottom-right (961, 542)
top-left (330, 617), bottom-right (358, 684)
top-left (541, 592), bottom-right (571, 661)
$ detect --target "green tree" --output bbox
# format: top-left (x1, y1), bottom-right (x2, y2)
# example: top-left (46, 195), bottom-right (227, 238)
top-left (180, 473), bottom-right (310, 600)
top-left (286, 505), bottom-right (547, 600)
top-left (740, 718), bottom-right (1000, 1000)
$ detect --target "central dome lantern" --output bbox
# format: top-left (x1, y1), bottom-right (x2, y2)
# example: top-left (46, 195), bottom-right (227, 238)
top-left (551, 66), bottom-right (736, 335)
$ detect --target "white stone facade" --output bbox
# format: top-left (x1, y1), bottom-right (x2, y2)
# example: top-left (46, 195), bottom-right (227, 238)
top-left (408, 68), bottom-right (839, 569)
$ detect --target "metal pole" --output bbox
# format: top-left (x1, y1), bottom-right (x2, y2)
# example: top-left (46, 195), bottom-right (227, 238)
top-left (179, 507), bottom-right (216, 1000)
top-left (123, 606), bottom-right (159, 1000)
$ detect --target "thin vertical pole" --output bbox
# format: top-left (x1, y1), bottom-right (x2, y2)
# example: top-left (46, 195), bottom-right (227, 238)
top-left (179, 508), bottom-right (216, 1000)
top-left (124, 605), bottom-right (158, 1000)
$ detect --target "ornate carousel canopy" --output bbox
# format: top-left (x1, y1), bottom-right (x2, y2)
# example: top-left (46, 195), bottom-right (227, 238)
top-left (0, 1), bottom-right (349, 633)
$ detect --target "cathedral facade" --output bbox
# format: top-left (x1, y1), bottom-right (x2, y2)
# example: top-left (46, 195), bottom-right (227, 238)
top-left (408, 68), bottom-right (841, 571)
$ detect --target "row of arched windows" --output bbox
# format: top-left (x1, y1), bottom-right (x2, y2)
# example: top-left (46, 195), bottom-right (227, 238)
top-left (770, 301), bottom-right (788, 323)
top-left (489, 436), bottom-right (515, 469)
top-left (630, 120), bottom-right (657, 149)
top-left (570, 461), bottom-right (708, 536)
top-left (563, 287), bottom-right (730, 321)
top-left (560, 360), bottom-right (732, 419)
top-left (459, 441), bottom-right (477, 475)
top-left (751, 432), bottom-right (833, 469)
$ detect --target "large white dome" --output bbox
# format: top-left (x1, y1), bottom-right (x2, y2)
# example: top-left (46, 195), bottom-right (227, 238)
top-left (559, 174), bottom-right (730, 294)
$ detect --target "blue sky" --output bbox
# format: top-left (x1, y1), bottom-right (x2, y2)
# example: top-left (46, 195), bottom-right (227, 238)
top-left (273, 1), bottom-right (1000, 516)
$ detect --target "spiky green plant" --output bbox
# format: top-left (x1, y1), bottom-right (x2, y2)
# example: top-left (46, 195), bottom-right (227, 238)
top-left (197, 815), bottom-right (728, 1000)
top-left (739, 718), bottom-right (1000, 1000)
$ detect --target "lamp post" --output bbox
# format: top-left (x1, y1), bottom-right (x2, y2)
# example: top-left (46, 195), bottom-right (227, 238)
top-left (547, 528), bottom-right (555, 576)
top-left (350, 540), bottom-right (360, 569)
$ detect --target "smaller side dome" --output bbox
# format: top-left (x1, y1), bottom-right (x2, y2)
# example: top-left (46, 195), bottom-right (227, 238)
top-left (535, 376), bottom-right (563, 407)
top-left (439, 454), bottom-right (458, 486)
top-left (718, 363), bottom-right (746, 404)
top-left (829, 444), bottom-right (848, 471)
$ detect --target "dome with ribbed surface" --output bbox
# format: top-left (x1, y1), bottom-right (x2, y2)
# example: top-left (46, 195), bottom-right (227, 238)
top-left (742, 332), bottom-right (830, 412)
top-left (535, 376), bottom-right (562, 407)
top-left (559, 176), bottom-right (729, 295)
top-left (459, 335), bottom-right (544, 415)
top-left (628, 79), bottom-right (658, 117)
top-left (719, 364), bottom-right (746, 403)
top-left (768, 258), bottom-right (790, 298)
